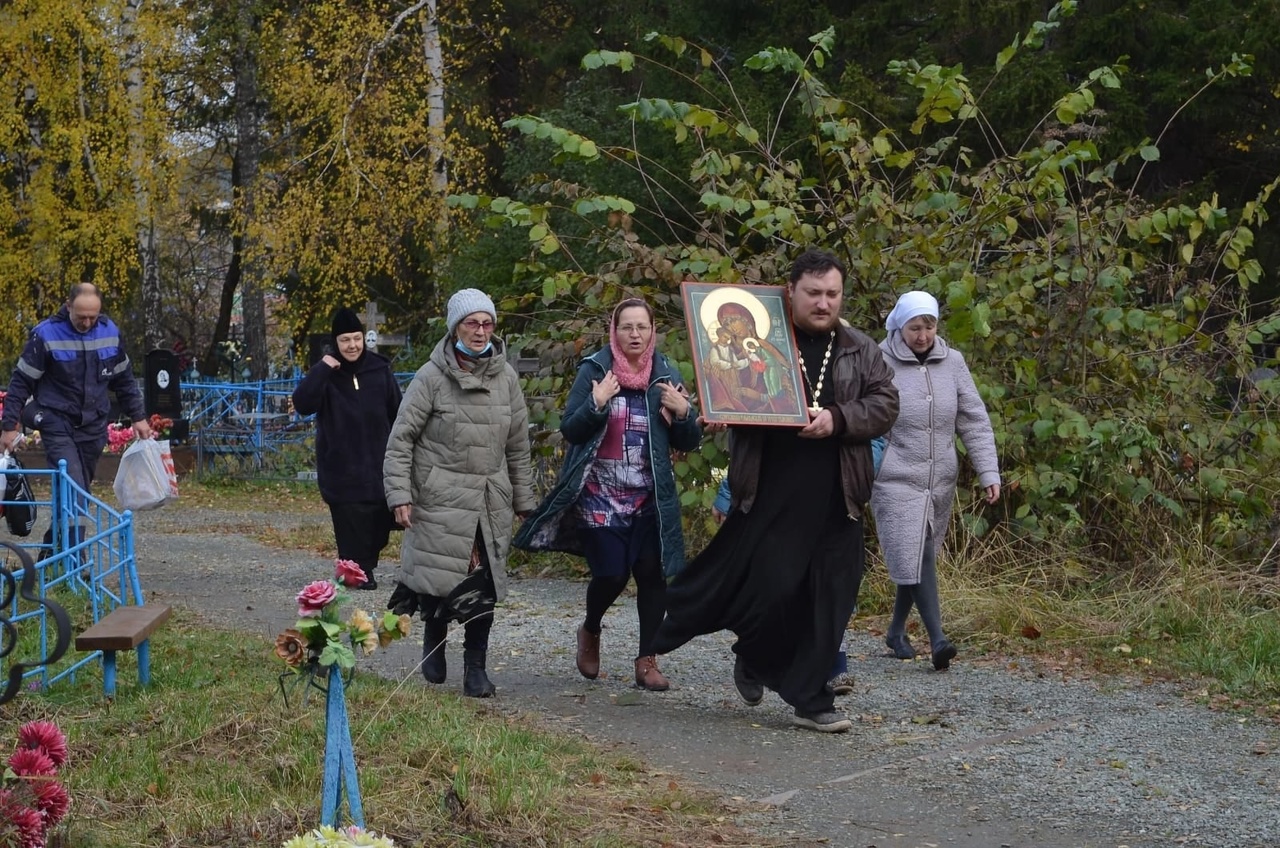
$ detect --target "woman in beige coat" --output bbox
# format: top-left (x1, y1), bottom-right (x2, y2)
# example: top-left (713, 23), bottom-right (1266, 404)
top-left (384, 289), bottom-right (536, 697)
top-left (871, 291), bottom-right (1000, 670)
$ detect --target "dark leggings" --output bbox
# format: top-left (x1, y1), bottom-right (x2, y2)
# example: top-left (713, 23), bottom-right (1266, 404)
top-left (583, 553), bottom-right (666, 659)
top-left (887, 527), bottom-right (946, 645)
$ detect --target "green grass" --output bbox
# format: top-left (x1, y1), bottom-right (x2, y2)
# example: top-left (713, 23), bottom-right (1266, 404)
top-left (2, 609), bottom-right (760, 848)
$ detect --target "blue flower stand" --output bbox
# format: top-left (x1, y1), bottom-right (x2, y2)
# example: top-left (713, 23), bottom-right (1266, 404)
top-left (320, 666), bottom-right (365, 828)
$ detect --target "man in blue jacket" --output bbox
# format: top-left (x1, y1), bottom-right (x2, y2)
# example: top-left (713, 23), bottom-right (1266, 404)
top-left (1, 284), bottom-right (152, 508)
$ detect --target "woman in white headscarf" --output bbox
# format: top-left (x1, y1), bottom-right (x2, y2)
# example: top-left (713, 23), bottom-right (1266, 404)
top-left (871, 291), bottom-right (1001, 670)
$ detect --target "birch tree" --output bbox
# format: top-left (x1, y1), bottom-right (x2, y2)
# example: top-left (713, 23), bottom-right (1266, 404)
top-left (422, 0), bottom-right (448, 240)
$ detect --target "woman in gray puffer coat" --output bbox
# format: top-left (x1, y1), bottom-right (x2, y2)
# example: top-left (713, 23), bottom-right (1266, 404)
top-left (871, 291), bottom-right (1000, 671)
top-left (384, 289), bottom-right (536, 698)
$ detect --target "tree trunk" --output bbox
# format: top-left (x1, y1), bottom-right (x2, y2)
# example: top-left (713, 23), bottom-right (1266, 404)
top-left (234, 0), bottom-right (269, 380)
top-left (421, 0), bottom-right (448, 240)
top-left (120, 0), bottom-right (163, 352)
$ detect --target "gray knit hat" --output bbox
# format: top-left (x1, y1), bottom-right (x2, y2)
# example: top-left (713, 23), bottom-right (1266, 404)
top-left (446, 288), bottom-right (497, 335)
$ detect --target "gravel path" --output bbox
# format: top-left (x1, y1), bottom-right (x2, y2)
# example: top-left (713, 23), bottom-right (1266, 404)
top-left (132, 508), bottom-right (1278, 848)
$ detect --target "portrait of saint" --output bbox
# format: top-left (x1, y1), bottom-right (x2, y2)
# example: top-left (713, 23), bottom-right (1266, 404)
top-left (681, 283), bottom-right (809, 426)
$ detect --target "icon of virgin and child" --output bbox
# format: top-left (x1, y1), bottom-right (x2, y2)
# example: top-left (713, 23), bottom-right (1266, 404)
top-left (695, 287), bottom-right (800, 418)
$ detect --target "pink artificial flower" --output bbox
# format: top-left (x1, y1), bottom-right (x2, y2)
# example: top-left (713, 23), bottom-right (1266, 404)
top-left (8, 748), bottom-right (55, 778)
top-left (17, 721), bottom-right (68, 767)
top-left (334, 559), bottom-right (368, 588)
top-left (296, 580), bottom-right (337, 617)
top-left (31, 780), bottom-right (71, 826)
top-left (0, 789), bottom-right (43, 848)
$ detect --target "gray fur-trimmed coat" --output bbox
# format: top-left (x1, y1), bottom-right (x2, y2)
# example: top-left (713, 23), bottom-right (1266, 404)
top-left (383, 336), bottom-right (536, 601)
top-left (871, 332), bottom-right (1000, 585)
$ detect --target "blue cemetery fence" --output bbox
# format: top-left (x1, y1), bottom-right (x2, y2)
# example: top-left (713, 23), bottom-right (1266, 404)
top-left (180, 375), bottom-right (415, 480)
top-left (182, 378), bottom-right (313, 478)
top-left (0, 460), bottom-right (143, 695)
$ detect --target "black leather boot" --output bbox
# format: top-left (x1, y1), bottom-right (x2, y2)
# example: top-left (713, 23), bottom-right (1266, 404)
top-left (462, 649), bottom-right (495, 698)
top-left (421, 619), bottom-right (448, 684)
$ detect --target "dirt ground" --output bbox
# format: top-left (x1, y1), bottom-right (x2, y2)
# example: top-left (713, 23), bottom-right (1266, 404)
top-left (131, 506), bottom-right (1278, 848)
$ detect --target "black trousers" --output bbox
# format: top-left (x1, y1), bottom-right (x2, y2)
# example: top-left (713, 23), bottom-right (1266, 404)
top-left (30, 409), bottom-right (105, 552)
top-left (328, 501), bottom-right (395, 575)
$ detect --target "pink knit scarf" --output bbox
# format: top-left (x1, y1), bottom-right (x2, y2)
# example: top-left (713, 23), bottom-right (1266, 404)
top-left (609, 321), bottom-right (656, 390)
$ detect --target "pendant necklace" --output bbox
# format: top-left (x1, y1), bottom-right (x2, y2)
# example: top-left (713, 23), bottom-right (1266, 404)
top-left (797, 331), bottom-right (835, 414)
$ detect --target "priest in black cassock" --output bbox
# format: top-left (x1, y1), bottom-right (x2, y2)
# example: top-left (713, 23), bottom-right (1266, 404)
top-left (652, 248), bottom-right (899, 733)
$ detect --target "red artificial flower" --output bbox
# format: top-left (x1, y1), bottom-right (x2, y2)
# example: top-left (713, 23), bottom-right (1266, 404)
top-left (8, 748), bottom-right (55, 778)
top-left (334, 559), bottom-right (368, 588)
top-left (0, 789), bottom-right (44, 848)
top-left (31, 779), bottom-right (71, 826)
top-left (17, 721), bottom-right (68, 768)
top-left (296, 580), bottom-right (337, 617)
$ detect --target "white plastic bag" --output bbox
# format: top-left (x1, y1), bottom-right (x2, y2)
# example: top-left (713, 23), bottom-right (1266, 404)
top-left (113, 438), bottom-right (179, 511)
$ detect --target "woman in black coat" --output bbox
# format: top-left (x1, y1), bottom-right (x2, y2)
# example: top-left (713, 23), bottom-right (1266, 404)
top-left (292, 308), bottom-right (402, 589)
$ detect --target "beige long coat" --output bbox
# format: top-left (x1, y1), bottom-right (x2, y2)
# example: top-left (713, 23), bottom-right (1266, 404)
top-left (383, 337), bottom-right (536, 600)
top-left (871, 332), bottom-right (1000, 585)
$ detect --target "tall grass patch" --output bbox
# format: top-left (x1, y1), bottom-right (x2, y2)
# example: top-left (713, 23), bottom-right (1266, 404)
top-left (930, 525), bottom-right (1280, 703)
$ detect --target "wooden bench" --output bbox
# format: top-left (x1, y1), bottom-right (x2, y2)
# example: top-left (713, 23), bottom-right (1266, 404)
top-left (75, 604), bottom-right (172, 697)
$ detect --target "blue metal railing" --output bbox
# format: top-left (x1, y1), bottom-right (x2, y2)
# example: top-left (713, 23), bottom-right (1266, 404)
top-left (0, 460), bottom-right (139, 693)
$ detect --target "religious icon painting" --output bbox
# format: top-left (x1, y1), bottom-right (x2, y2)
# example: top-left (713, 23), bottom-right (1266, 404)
top-left (680, 281), bottom-right (810, 426)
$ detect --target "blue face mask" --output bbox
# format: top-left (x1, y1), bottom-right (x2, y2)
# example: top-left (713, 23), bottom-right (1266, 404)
top-left (456, 339), bottom-right (493, 357)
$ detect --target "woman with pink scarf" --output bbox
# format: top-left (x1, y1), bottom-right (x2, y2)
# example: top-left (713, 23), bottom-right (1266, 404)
top-left (514, 298), bottom-right (702, 691)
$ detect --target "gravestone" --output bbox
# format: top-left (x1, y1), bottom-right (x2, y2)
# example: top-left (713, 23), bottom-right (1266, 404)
top-left (144, 348), bottom-right (188, 443)
top-left (144, 349), bottom-right (182, 417)
top-left (144, 348), bottom-right (188, 445)
top-left (358, 301), bottom-right (406, 351)
top-left (308, 334), bottom-right (331, 367)
top-left (362, 301), bottom-right (386, 352)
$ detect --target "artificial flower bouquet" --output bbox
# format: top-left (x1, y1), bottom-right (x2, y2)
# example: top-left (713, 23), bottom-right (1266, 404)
top-left (106, 413), bottom-right (174, 454)
top-left (275, 560), bottom-right (412, 673)
top-left (283, 825), bottom-right (397, 847)
top-left (0, 721), bottom-right (71, 848)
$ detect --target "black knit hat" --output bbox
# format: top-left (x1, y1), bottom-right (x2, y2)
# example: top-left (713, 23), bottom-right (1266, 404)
top-left (331, 308), bottom-right (364, 340)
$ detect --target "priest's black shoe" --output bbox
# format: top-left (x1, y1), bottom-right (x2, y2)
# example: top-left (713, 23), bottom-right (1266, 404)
top-left (733, 655), bottom-right (763, 706)
top-left (792, 709), bottom-right (852, 733)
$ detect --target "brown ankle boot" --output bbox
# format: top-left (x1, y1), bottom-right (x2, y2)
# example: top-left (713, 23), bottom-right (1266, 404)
top-left (576, 626), bottom-right (600, 679)
top-left (634, 655), bottom-right (670, 691)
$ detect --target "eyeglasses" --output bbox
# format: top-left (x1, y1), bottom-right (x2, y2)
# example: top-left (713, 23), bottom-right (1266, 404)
top-left (617, 324), bottom-right (652, 335)
top-left (461, 319), bottom-right (495, 332)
